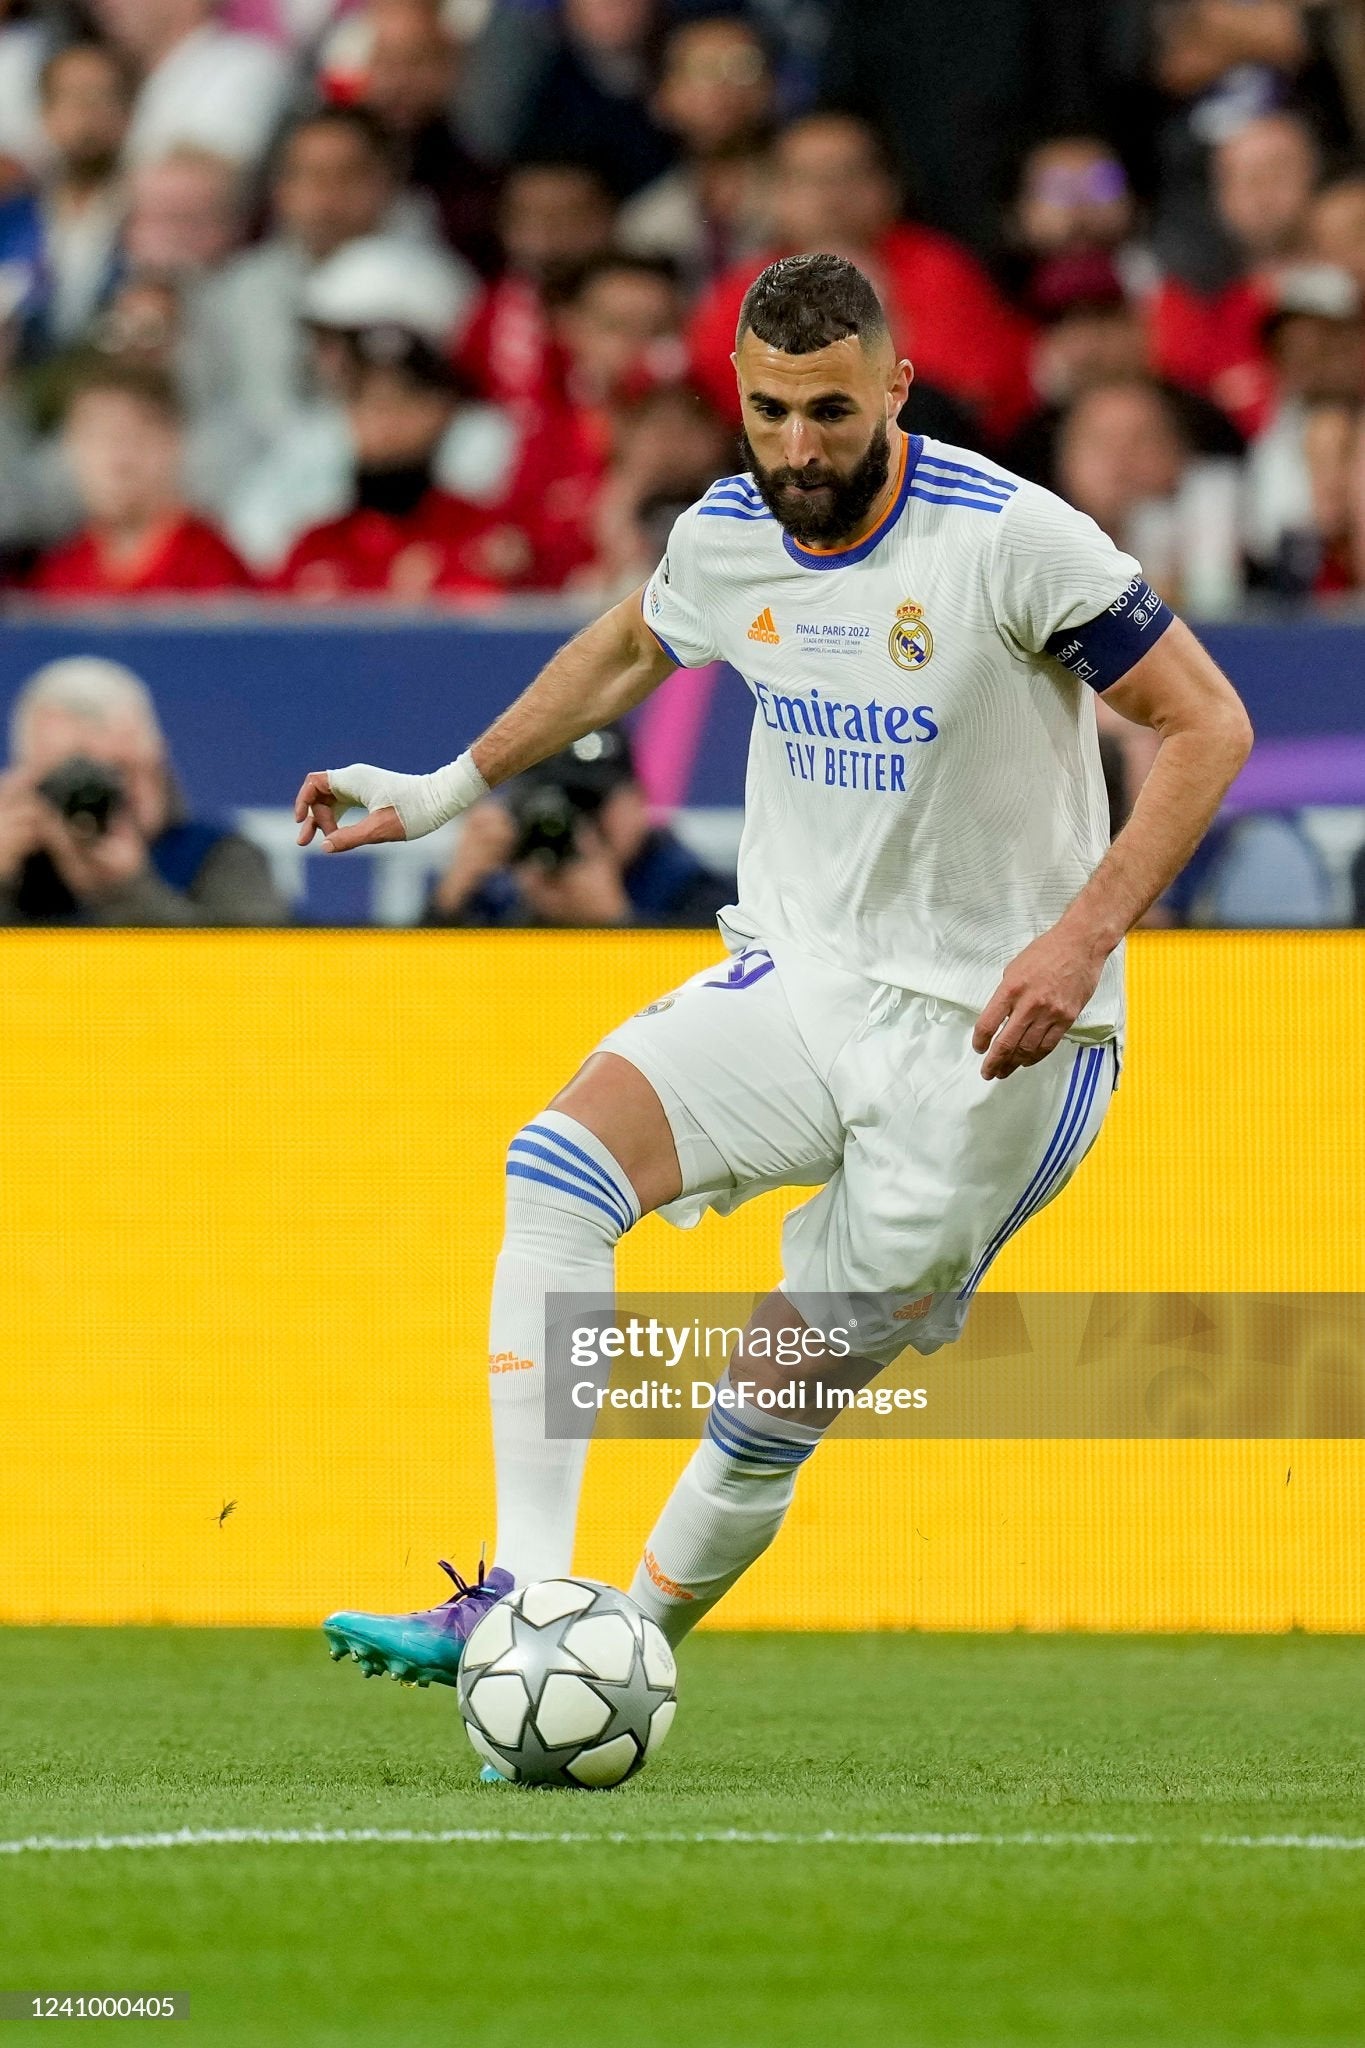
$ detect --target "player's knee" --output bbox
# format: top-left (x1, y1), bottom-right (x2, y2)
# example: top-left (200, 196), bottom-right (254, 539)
top-left (504, 1113), bottom-right (640, 1248)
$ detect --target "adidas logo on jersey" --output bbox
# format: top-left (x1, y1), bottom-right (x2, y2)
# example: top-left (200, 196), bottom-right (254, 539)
top-left (747, 606), bottom-right (781, 644)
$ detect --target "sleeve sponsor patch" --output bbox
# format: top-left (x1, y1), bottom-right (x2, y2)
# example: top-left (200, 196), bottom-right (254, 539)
top-left (1044, 578), bottom-right (1174, 691)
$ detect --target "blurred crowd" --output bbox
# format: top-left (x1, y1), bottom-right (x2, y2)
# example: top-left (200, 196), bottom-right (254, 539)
top-left (0, 1), bottom-right (1363, 609)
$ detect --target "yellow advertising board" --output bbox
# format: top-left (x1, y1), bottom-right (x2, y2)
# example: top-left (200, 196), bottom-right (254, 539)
top-left (1, 929), bottom-right (1361, 1630)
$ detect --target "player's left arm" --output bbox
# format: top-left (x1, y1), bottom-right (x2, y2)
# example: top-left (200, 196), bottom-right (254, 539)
top-left (974, 617), bottom-right (1253, 1080)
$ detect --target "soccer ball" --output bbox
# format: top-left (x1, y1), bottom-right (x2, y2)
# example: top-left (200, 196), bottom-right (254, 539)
top-left (457, 1578), bottom-right (678, 1787)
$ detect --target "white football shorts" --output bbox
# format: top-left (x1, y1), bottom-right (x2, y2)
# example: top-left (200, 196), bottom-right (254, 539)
top-left (598, 938), bottom-right (1118, 1365)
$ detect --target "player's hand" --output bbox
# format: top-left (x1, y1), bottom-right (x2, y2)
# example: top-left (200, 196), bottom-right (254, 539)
top-left (973, 926), bottom-right (1108, 1081)
top-left (294, 768), bottom-right (405, 853)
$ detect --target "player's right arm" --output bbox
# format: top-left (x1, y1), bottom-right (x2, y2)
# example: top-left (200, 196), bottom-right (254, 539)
top-left (295, 586), bottom-right (678, 853)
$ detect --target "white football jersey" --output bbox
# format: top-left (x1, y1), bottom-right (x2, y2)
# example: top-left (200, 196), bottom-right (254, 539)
top-left (643, 433), bottom-right (1175, 1036)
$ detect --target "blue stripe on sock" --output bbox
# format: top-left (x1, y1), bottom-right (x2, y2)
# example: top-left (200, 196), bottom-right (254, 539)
top-left (525, 1122), bottom-right (639, 1226)
top-left (712, 1405), bottom-right (812, 1456)
top-left (508, 1136), bottom-right (632, 1235)
top-left (706, 1415), bottom-right (804, 1468)
top-left (505, 1161), bottom-right (628, 1232)
top-left (707, 1404), bottom-right (814, 1466)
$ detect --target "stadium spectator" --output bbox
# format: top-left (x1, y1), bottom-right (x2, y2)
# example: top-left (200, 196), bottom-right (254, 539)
top-left (1243, 263), bottom-right (1365, 580)
top-left (90, 0), bottom-right (293, 168)
top-left (0, 655), bottom-right (288, 924)
top-left (502, 0), bottom-right (675, 200)
top-left (425, 726), bottom-right (735, 928)
top-left (194, 107), bottom-right (419, 440)
top-left (583, 379), bottom-right (729, 591)
top-left (818, 0), bottom-right (1132, 259)
top-left (224, 230), bottom-right (489, 566)
top-left (1149, 109), bottom-right (1322, 435)
top-left (1056, 373), bottom-right (1244, 615)
top-left (461, 249), bottom-right (695, 576)
top-left (315, 0), bottom-right (468, 100)
top-left (1006, 251), bottom-right (1245, 490)
top-left (122, 146), bottom-right (245, 283)
top-left (456, 158), bottom-right (615, 410)
top-left (0, 41), bottom-right (133, 360)
top-left (1286, 396), bottom-right (1358, 596)
top-left (224, 0), bottom-right (355, 38)
top-left (32, 362), bottom-right (253, 597)
top-left (0, 0), bottom-right (53, 178)
top-left (685, 112), bottom-right (1030, 443)
top-left (273, 325), bottom-right (583, 599)
top-left (1308, 169), bottom-right (1365, 293)
top-left (6, 269), bottom-right (262, 551)
top-left (1007, 254), bottom-right (1152, 485)
top-left (1007, 136), bottom-right (1157, 307)
top-left (1344, 384), bottom-right (1365, 587)
top-left (348, 0), bottom-right (499, 274)
top-left (616, 14), bottom-right (775, 293)
top-left (1148, 0), bottom-right (1356, 274)
top-left (555, 249), bottom-right (685, 438)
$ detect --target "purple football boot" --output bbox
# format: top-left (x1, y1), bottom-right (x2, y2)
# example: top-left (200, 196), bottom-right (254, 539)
top-left (324, 1558), bottom-right (514, 1687)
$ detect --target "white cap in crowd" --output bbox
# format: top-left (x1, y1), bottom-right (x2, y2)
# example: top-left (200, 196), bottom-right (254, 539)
top-left (301, 236), bottom-right (476, 348)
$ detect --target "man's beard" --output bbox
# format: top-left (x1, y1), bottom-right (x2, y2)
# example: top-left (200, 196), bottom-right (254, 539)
top-left (64, 145), bottom-right (121, 186)
top-left (741, 420), bottom-right (892, 545)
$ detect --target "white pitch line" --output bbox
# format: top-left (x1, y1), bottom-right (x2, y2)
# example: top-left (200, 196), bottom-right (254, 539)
top-left (2, 1826), bottom-right (1365, 1858)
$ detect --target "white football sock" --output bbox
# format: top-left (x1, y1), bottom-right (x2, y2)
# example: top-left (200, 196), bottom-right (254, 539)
top-left (629, 1367), bottom-right (822, 1644)
top-left (489, 1111), bottom-right (639, 1585)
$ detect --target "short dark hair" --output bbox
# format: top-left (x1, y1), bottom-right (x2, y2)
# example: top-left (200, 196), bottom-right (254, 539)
top-left (560, 248), bottom-right (680, 305)
top-left (65, 361), bottom-right (183, 430)
top-left (282, 104), bottom-right (398, 175)
top-left (736, 253), bottom-right (889, 355)
top-left (504, 156), bottom-right (614, 200)
top-left (39, 38), bottom-right (136, 107)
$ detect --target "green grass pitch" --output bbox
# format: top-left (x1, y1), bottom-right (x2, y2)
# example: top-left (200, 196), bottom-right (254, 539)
top-left (2, 1628), bottom-right (1363, 2046)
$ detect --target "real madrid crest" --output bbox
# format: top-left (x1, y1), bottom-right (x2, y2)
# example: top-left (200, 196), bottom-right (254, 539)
top-left (889, 598), bottom-right (933, 671)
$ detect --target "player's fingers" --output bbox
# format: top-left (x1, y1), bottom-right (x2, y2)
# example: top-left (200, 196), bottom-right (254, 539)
top-left (972, 984), bottom-right (1012, 1054)
top-left (297, 801), bottom-right (339, 847)
top-left (294, 770), bottom-right (333, 823)
top-left (979, 1005), bottom-right (1041, 1080)
top-left (323, 806), bottom-right (404, 854)
top-left (1012, 1016), bottom-right (1057, 1058)
top-left (984, 1010), bottom-right (1070, 1079)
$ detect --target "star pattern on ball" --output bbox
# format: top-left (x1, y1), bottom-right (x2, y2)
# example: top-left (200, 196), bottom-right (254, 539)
top-left (459, 1580), bottom-right (678, 1786)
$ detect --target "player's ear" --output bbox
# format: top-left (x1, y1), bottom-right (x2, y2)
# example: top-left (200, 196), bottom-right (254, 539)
top-left (889, 356), bottom-right (913, 419)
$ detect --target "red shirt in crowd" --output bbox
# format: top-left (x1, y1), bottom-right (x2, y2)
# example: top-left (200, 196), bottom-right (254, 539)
top-left (687, 225), bottom-right (1033, 443)
top-left (456, 274), bottom-right (566, 412)
top-left (1147, 275), bottom-right (1275, 438)
top-left (32, 514), bottom-right (254, 599)
top-left (274, 457), bottom-right (598, 602)
top-left (276, 490), bottom-right (513, 600)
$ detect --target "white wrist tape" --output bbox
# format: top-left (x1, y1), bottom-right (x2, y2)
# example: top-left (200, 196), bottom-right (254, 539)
top-left (326, 750), bottom-right (489, 841)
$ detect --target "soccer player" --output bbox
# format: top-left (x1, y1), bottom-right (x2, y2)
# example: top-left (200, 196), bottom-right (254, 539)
top-left (297, 254), bottom-right (1252, 1681)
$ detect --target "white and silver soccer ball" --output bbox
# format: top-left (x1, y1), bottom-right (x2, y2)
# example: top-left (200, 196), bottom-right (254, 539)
top-left (457, 1578), bottom-right (678, 1788)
